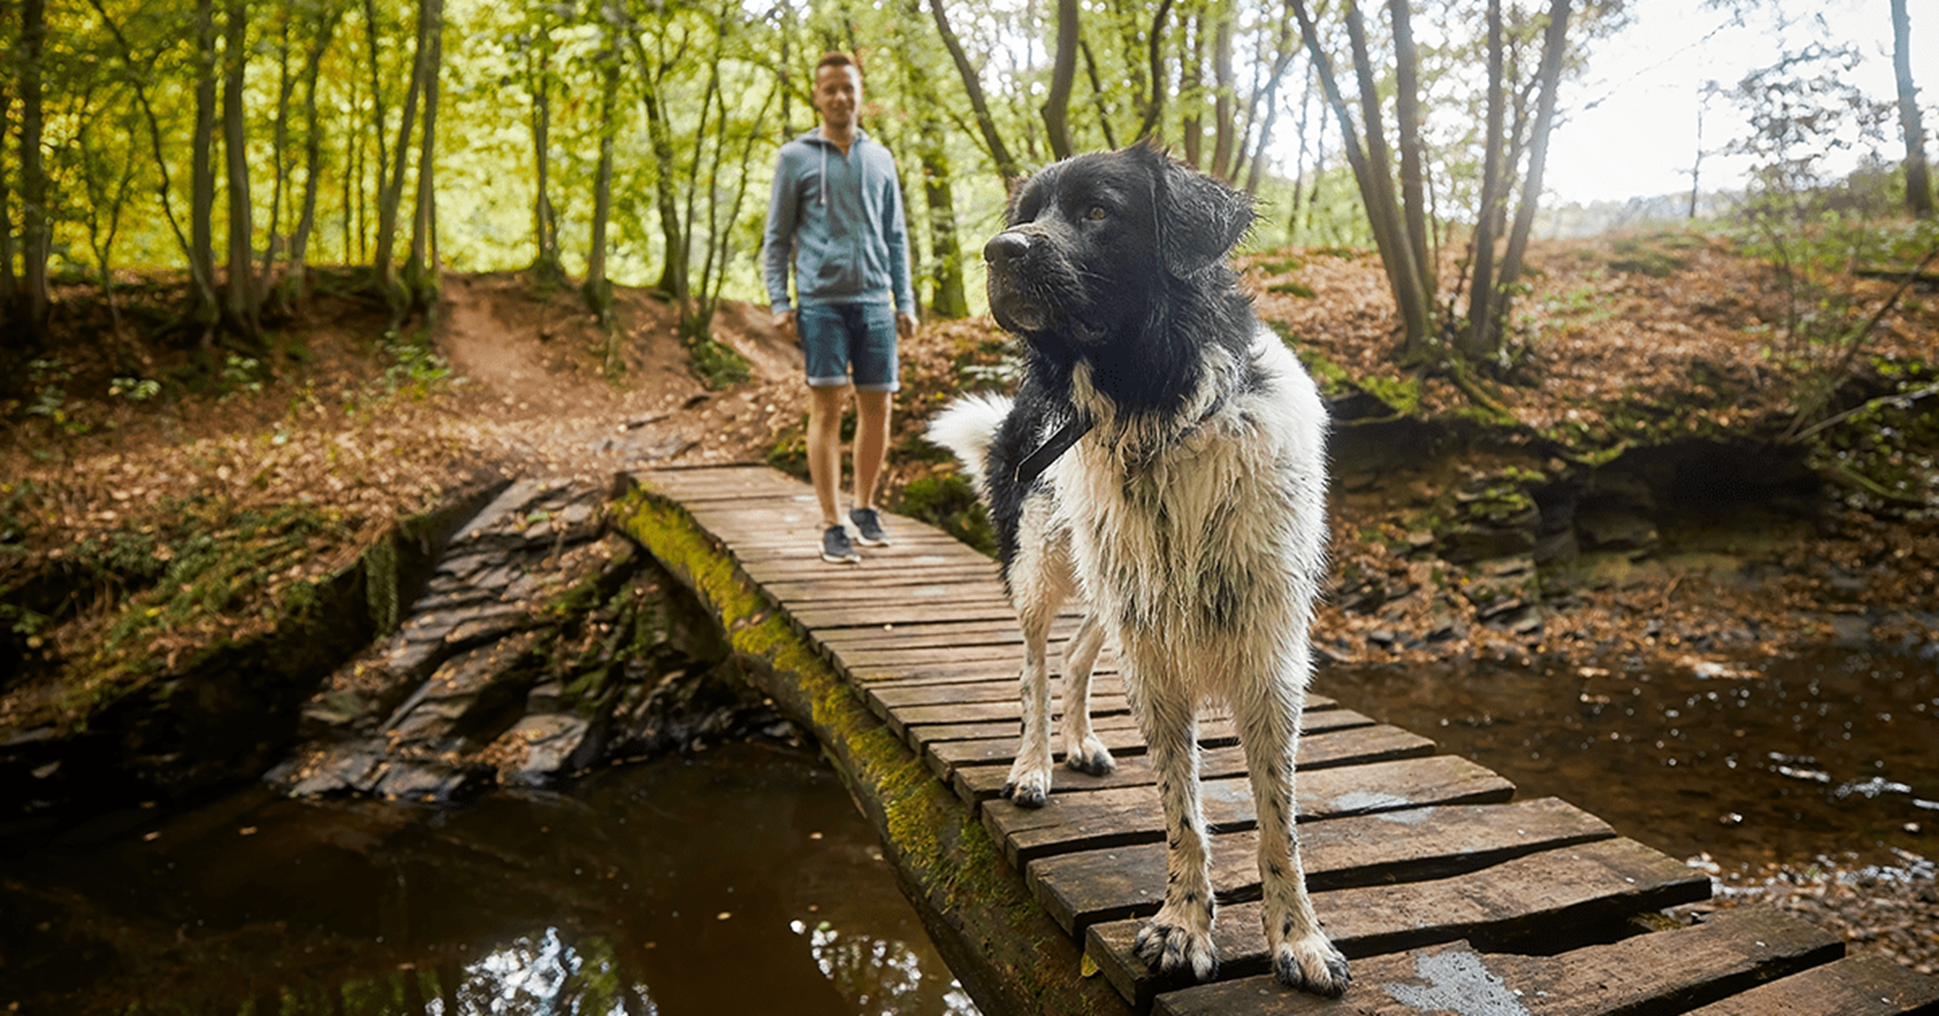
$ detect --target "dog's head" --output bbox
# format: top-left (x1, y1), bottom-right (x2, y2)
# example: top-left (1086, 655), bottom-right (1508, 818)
top-left (983, 142), bottom-right (1255, 348)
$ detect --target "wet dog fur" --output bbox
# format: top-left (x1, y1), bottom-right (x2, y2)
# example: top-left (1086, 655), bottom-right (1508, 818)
top-left (926, 143), bottom-right (1349, 997)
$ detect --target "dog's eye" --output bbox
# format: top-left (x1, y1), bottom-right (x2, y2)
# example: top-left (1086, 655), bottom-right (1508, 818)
top-left (1085, 205), bottom-right (1108, 222)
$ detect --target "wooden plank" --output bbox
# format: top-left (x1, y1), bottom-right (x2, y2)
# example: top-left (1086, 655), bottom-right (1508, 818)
top-left (1085, 837), bottom-right (1711, 1010)
top-left (844, 640), bottom-right (1104, 670)
top-left (764, 576), bottom-right (1003, 603)
top-left (815, 616), bottom-right (1092, 650)
top-left (942, 708), bottom-right (1379, 791)
top-left (792, 600), bottom-right (1027, 629)
top-left (1151, 905), bottom-right (1843, 1016)
top-left (1028, 796), bottom-right (1609, 934)
top-left (1683, 953), bottom-right (1939, 1016)
top-left (985, 727), bottom-right (1441, 867)
top-left (869, 674), bottom-right (1130, 711)
top-left (927, 715), bottom-right (1244, 788)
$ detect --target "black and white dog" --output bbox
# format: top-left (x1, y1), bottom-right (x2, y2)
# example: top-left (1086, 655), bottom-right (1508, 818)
top-left (927, 143), bottom-right (1349, 997)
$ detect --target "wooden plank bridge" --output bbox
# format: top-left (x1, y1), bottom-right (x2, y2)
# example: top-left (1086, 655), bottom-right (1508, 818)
top-left (618, 463), bottom-right (1939, 1016)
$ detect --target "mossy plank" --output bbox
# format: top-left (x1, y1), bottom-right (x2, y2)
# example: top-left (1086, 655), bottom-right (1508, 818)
top-left (1086, 837), bottom-right (1709, 1010)
top-left (1031, 796), bottom-right (1611, 935)
top-left (1680, 953), bottom-right (1939, 1016)
top-left (1152, 905), bottom-right (1841, 1016)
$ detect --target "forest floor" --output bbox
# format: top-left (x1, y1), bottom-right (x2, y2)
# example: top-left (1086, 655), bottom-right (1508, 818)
top-left (3, 229), bottom-right (1937, 972)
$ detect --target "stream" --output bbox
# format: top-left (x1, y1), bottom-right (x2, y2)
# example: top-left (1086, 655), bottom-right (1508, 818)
top-left (1320, 645), bottom-right (1939, 873)
top-left (2, 742), bottom-right (978, 1016)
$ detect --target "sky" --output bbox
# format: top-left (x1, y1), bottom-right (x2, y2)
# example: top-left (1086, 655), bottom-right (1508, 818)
top-left (1542, 0), bottom-right (1939, 205)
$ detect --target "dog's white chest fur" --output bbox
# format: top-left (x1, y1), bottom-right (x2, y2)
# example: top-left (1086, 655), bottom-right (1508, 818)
top-left (1055, 327), bottom-right (1328, 694)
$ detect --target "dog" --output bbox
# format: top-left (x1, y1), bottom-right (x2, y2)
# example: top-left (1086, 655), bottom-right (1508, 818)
top-left (925, 143), bottom-right (1349, 997)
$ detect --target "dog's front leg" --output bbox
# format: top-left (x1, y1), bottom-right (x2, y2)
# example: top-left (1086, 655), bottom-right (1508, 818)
top-left (1237, 679), bottom-right (1351, 997)
top-left (1131, 680), bottom-right (1219, 982)
top-left (1058, 612), bottom-right (1115, 776)
top-left (1004, 603), bottom-right (1059, 808)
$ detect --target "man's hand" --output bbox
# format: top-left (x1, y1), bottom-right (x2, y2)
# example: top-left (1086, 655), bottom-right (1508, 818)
top-left (775, 309), bottom-right (798, 344)
top-left (896, 311), bottom-right (918, 339)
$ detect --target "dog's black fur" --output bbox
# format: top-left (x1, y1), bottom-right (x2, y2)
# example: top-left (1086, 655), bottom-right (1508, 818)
top-left (984, 142), bottom-right (1259, 421)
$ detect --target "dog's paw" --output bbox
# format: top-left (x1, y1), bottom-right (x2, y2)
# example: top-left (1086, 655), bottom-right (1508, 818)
top-left (1133, 916), bottom-right (1219, 983)
top-left (1272, 931), bottom-right (1350, 998)
top-left (1063, 736), bottom-right (1116, 776)
top-left (1002, 763), bottom-right (1051, 808)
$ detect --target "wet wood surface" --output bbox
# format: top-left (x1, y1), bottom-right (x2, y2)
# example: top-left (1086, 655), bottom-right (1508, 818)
top-left (632, 465), bottom-right (1939, 1016)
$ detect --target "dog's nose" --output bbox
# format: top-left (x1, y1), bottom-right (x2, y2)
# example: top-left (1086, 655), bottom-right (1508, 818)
top-left (984, 231), bottom-right (1031, 267)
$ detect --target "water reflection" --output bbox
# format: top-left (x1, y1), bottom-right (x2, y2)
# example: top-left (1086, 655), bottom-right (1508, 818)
top-left (2, 744), bottom-right (979, 1016)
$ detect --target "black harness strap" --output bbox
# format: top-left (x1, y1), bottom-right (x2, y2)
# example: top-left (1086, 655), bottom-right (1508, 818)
top-left (1014, 414), bottom-right (1094, 486)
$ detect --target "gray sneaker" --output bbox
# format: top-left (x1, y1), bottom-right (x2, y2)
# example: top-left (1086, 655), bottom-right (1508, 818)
top-left (849, 507), bottom-right (890, 547)
top-left (821, 524), bottom-right (861, 564)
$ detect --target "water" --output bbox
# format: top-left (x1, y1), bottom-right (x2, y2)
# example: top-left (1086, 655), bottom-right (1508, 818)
top-left (1, 743), bottom-right (979, 1016)
top-left (1319, 646), bottom-right (1939, 870)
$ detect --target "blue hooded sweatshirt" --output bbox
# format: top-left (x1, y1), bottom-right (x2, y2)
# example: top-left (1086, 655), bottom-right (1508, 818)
top-left (762, 127), bottom-right (917, 317)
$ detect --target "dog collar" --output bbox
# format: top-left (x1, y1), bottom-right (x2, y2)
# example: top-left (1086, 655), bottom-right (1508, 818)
top-left (1014, 414), bottom-right (1094, 486)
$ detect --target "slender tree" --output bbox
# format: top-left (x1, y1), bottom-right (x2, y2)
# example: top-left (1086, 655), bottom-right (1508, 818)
top-left (1490, 0), bottom-right (1572, 349)
top-left (222, 0), bottom-right (262, 341)
top-left (583, 16), bottom-right (622, 323)
top-left (929, 0), bottom-right (1022, 181)
top-left (1042, 0), bottom-right (1078, 161)
top-left (16, 0), bottom-right (50, 341)
top-left (190, 0), bottom-right (221, 334)
top-left (1889, 0), bottom-right (1932, 217)
top-left (285, 0), bottom-right (345, 306)
top-left (402, 0), bottom-right (443, 314)
top-left (1466, 0), bottom-right (1509, 357)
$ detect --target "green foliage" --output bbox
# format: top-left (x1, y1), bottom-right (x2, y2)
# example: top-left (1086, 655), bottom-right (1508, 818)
top-left (109, 376), bottom-right (162, 402)
top-left (686, 335), bottom-right (752, 391)
top-left (895, 473), bottom-right (994, 558)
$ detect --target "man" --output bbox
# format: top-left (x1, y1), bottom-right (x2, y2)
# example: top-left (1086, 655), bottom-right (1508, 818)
top-left (763, 51), bottom-right (919, 564)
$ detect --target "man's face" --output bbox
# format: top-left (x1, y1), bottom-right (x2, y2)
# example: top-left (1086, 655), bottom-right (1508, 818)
top-left (813, 63), bottom-right (862, 131)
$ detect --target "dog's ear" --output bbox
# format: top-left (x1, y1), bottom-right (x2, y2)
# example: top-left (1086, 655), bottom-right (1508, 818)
top-left (1136, 141), bottom-right (1255, 277)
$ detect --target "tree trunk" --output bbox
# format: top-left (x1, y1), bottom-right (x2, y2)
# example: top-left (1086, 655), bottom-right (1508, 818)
top-left (1181, 15), bottom-right (1203, 167)
top-left (1079, 40), bottom-right (1118, 149)
top-left (1890, 0), bottom-right (1933, 218)
top-left (222, 0), bottom-right (261, 343)
top-left (930, 0), bottom-right (1022, 180)
top-left (1494, 0), bottom-right (1571, 342)
top-left (584, 47), bottom-right (621, 324)
top-left (288, 3), bottom-right (343, 304)
top-left (1335, 0), bottom-right (1431, 350)
top-left (1209, 13), bottom-right (1236, 181)
top-left (636, 60), bottom-right (686, 302)
top-left (260, 11), bottom-right (295, 304)
top-left (1389, 0), bottom-right (1433, 306)
top-left (191, 0), bottom-right (220, 334)
top-left (1, 52), bottom-right (15, 330)
top-left (16, 0), bottom-right (49, 341)
top-left (1042, 0), bottom-right (1078, 161)
top-left (901, 0), bottom-right (969, 317)
top-left (527, 33), bottom-right (563, 285)
top-left (404, 0), bottom-right (442, 315)
top-left (1465, 0), bottom-right (1507, 357)
top-left (1135, 0), bottom-right (1173, 144)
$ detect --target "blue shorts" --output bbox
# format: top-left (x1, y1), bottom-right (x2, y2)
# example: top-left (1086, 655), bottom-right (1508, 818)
top-left (798, 302), bottom-right (899, 391)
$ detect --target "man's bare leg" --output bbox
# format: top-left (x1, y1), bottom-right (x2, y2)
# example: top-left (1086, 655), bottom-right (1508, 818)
top-left (807, 383), bottom-right (851, 528)
top-left (852, 388), bottom-right (892, 513)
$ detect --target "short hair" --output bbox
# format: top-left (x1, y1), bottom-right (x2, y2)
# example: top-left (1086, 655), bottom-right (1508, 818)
top-left (816, 51), bottom-right (862, 79)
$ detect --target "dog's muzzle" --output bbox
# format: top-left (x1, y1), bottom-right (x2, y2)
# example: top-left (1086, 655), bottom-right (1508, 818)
top-left (985, 229), bottom-right (1051, 333)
